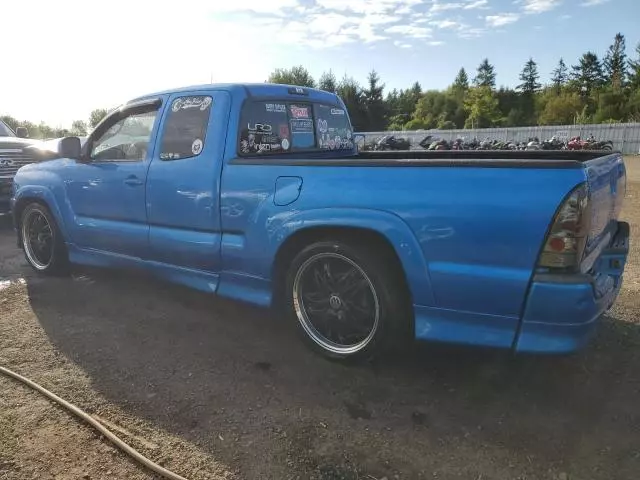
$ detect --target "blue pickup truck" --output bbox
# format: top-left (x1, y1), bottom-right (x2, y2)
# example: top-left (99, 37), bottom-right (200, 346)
top-left (10, 83), bottom-right (629, 361)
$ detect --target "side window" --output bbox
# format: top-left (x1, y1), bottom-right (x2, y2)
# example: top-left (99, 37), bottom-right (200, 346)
top-left (90, 110), bottom-right (158, 162)
top-left (159, 95), bottom-right (213, 161)
top-left (239, 102), bottom-right (290, 155)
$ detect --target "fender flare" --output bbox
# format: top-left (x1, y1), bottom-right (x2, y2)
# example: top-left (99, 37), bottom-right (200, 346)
top-left (270, 207), bottom-right (435, 306)
top-left (13, 184), bottom-right (68, 243)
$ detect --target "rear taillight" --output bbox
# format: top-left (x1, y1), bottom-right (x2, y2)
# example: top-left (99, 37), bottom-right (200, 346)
top-left (537, 183), bottom-right (591, 272)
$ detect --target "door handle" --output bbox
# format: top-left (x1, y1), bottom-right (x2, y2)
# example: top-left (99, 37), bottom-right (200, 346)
top-left (124, 176), bottom-right (143, 186)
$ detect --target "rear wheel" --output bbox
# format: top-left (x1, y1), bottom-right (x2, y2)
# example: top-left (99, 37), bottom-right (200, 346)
top-left (285, 240), bottom-right (409, 361)
top-left (20, 203), bottom-right (69, 275)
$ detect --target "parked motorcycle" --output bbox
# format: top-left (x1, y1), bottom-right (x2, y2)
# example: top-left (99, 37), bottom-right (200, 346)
top-left (374, 135), bottom-right (411, 151)
top-left (418, 135), bottom-right (434, 150)
top-left (568, 135), bottom-right (613, 151)
top-left (428, 139), bottom-right (450, 150)
top-left (541, 136), bottom-right (566, 150)
top-left (465, 137), bottom-right (481, 150)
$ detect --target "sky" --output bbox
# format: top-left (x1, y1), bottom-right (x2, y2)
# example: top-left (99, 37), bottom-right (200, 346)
top-left (2, 0), bottom-right (639, 128)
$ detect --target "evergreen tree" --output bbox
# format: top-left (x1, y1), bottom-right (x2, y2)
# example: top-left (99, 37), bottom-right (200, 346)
top-left (452, 68), bottom-right (469, 92)
top-left (473, 59), bottom-right (496, 89)
top-left (603, 33), bottom-right (627, 90)
top-left (551, 58), bottom-right (568, 92)
top-left (336, 75), bottom-right (366, 130)
top-left (363, 70), bottom-right (387, 131)
top-left (627, 42), bottom-right (640, 90)
top-left (318, 70), bottom-right (338, 93)
top-left (571, 52), bottom-right (604, 94)
top-left (517, 58), bottom-right (541, 95)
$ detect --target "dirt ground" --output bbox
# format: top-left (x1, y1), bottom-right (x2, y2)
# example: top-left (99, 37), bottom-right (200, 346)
top-left (1, 158), bottom-right (639, 480)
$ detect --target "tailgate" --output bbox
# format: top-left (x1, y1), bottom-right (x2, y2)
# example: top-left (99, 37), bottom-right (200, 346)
top-left (582, 153), bottom-right (626, 270)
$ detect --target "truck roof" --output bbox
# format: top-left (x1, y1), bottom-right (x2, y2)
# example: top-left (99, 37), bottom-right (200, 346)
top-left (128, 83), bottom-right (342, 105)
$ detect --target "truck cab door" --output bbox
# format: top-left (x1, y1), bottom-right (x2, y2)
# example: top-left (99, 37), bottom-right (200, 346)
top-left (145, 90), bottom-right (230, 277)
top-left (64, 98), bottom-right (163, 258)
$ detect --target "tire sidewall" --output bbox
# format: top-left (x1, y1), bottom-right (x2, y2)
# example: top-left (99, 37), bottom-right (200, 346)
top-left (285, 240), bottom-right (396, 362)
top-left (21, 203), bottom-right (68, 275)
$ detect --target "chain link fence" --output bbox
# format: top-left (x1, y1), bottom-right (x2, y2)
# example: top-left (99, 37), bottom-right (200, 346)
top-left (355, 123), bottom-right (640, 155)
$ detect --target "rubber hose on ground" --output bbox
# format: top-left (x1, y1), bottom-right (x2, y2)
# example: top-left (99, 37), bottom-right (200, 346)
top-left (0, 365), bottom-right (190, 480)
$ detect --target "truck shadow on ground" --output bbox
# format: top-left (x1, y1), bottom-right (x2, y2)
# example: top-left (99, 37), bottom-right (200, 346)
top-left (19, 262), bottom-right (640, 479)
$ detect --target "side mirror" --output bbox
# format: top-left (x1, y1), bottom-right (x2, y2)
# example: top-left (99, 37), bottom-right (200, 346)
top-left (59, 137), bottom-right (82, 159)
top-left (25, 136), bottom-right (82, 160)
top-left (16, 126), bottom-right (29, 138)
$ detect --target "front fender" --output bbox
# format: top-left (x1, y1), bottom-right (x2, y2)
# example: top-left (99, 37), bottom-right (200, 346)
top-left (272, 208), bottom-right (435, 306)
top-left (13, 180), bottom-right (69, 243)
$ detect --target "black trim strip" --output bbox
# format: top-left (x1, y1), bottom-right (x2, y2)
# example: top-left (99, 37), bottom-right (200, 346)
top-left (229, 155), bottom-right (585, 169)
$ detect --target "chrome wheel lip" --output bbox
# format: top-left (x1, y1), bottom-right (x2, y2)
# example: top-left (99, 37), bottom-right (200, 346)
top-left (22, 207), bottom-right (54, 271)
top-left (293, 252), bottom-right (380, 356)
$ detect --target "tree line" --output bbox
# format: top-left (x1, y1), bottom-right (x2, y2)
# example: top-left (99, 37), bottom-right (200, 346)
top-left (1, 108), bottom-right (109, 140)
top-left (268, 32), bottom-right (640, 132)
top-left (3, 32), bottom-right (639, 138)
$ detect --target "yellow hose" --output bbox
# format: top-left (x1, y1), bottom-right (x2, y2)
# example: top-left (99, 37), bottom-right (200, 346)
top-left (0, 366), bottom-right (190, 480)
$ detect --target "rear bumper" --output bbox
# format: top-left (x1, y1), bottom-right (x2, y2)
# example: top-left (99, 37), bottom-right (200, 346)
top-left (514, 221), bottom-right (629, 354)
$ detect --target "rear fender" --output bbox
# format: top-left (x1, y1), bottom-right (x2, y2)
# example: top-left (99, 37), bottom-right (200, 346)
top-left (273, 208), bottom-right (435, 306)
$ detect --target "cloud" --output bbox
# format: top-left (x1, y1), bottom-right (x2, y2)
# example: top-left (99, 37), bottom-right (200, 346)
top-left (394, 40), bottom-right (413, 48)
top-left (518, 0), bottom-right (563, 14)
top-left (429, 0), bottom-right (490, 14)
top-left (428, 40), bottom-right (446, 46)
top-left (581, 0), bottom-right (611, 5)
top-left (463, 0), bottom-right (490, 8)
top-left (458, 27), bottom-right (486, 38)
top-left (485, 13), bottom-right (520, 26)
top-left (207, 0), bottom-right (300, 13)
top-left (385, 25), bottom-right (433, 38)
top-left (430, 1), bottom-right (464, 12)
top-left (431, 19), bottom-right (465, 29)
top-left (316, 0), bottom-right (423, 14)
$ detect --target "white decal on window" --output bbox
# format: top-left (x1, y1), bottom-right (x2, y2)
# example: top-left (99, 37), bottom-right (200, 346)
top-left (290, 106), bottom-right (309, 118)
top-left (248, 123), bottom-right (272, 133)
top-left (281, 138), bottom-right (290, 150)
top-left (172, 96), bottom-right (212, 112)
top-left (192, 138), bottom-right (203, 155)
top-left (317, 119), bottom-right (328, 133)
top-left (331, 108), bottom-right (345, 115)
top-left (265, 103), bottom-right (286, 113)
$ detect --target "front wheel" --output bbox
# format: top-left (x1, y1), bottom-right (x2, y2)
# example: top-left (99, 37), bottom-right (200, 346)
top-left (285, 240), bottom-right (409, 361)
top-left (20, 203), bottom-right (69, 275)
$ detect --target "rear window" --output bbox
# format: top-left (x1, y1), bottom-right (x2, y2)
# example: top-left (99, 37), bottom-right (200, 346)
top-left (238, 100), bottom-right (354, 156)
top-left (314, 104), bottom-right (353, 151)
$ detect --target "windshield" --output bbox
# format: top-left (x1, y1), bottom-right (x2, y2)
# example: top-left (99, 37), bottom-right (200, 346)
top-left (0, 120), bottom-right (16, 137)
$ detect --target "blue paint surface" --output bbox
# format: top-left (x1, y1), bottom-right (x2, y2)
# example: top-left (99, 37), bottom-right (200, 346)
top-left (11, 83), bottom-right (630, 354)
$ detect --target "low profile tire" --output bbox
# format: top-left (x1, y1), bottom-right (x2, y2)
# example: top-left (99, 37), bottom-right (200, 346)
top-left (20, 203), bottom-right (69, 275)
top-left (285, 240), bottom-right (409, 362)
